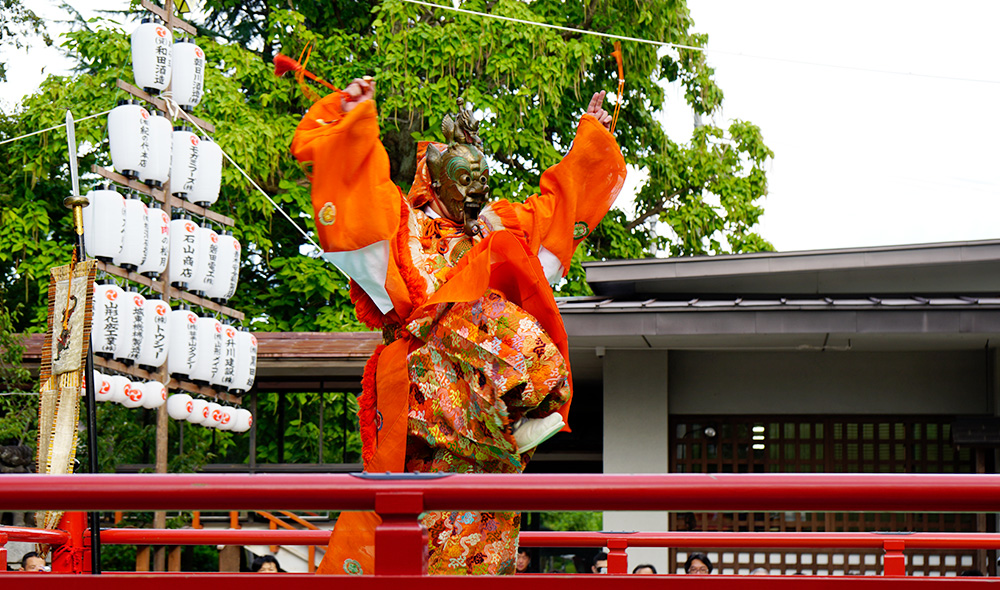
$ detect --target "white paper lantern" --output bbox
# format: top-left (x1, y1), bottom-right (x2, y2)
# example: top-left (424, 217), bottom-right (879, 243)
top-left (92, 283), bottom-right (125, 357)
top-left (170, 127), bottom-right (199, 200)
top-left (172, 39), bottom-right (205, 111)
top-left (207, 233), bottom-right (240, 301)
top-left (231, 408), bottom-right (253, 433)
top-left (216, 405), bottom-right (235, 431)
top-left (232, 330), bottom-right (257, 393)
top-left (168, 215), bottom-right (199, 288)
top-left (108, 101), bottom-right (150, 179)
top-left (136, 296), bottom-right (170, 370)
top-left (113, 290), bottom-right (144, 362)
top-left (212, 324), bottom-right (237, 390)
top-left (121, 380), bottom-right (146, 408)
top-left (187, 398), bottom-right (209, 424)
top-left (188, 225), bottom-right (219, 295)
top-left (203, 402), bottom-right (223, 428)
top-left (142, 381), bottom-right (168, 409)
top-left (136, 205), bottom-right (170, 278)
top-left (167, 393), bottom-right (194, 420)
top-left (188, 136), bottom-right (222, 206)
top-left (112, 196), bottom-right (149, 271)
top-left (94, 371), bottom-right (114, 402)
top-left (108, 374), bottom-right (130, 404)
top-left (189, 316), bottom-right (222, 384)
top-left (83, 187), bottom-right (126, 262)
top-left (131, 18), bottom-right (171, 93)
top-left (140, 110), bottom-right (172, 187)
top-left (167, 307), bottom-right (199, 379)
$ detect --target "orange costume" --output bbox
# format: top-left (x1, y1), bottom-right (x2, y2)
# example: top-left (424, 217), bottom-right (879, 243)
top-left (292, 91), bottom-right (626, 575)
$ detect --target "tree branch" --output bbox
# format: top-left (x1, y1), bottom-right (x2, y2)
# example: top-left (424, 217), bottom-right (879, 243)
top-left (625, 188), bottom-right (684, 232)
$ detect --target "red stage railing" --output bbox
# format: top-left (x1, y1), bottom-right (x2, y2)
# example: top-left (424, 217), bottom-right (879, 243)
top-left (2, 473), bottom-right (1000, 587)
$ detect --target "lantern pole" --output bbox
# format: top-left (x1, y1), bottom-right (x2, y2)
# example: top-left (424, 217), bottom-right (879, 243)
top-left (63, 109), bottom-right (102, 574)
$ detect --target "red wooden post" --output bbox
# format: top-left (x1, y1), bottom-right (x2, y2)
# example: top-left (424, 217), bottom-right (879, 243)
top-left (607, 538), bottom-right (629, 574)
top-left (882, 539), bottom-right (906, 576)
top-left (52, 511), bottom-right (90, 573)
top-left (374, 491), bottom-right (428, 575)
top-left (0, 531), bottom-right (8, 567)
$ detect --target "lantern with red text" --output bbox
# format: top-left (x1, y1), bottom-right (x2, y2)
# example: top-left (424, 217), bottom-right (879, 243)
top-left (113, 195), bottom-right (149, 271)
top-left (189, 315), bottom-right (222, 384)
top-left (207, 233), bottom-right (240, 301)
top-left (188, 136), bottom-right (222, 206)
top-left (137, 296), bottom-right (170, 370)
top-left (130, 18), bottom-right (171, 94)
top-left (136, 205), bottom-right (169, 278)
top-left (82, 187), bottom-right (126, 262)
top-left (188, 223), bottom-right (219, 295)
top-left (108, 100), bottom-right (150, 179)
top-left (92, 282), bottom-right (125, 358)
top-left (167, 307), bottom-right (199, 380)
top-left (168, 215), bottom-right (199, 289)
top-left (140, 110), bottom-right (172, 188)
top-left (172, 39), bottom-right (204, 111)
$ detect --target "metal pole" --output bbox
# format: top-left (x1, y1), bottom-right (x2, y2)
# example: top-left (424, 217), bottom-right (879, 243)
top-left (64, 109), bottom-right (102, 574)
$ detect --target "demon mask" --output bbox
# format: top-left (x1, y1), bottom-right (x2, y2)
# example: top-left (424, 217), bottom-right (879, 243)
top-left (425, 100), bottom-right (490, 236)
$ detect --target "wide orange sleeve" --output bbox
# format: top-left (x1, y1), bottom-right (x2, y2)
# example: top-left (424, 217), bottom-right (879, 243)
top-left (493, 114), bottom-right (627, 276)
top-left (291, 94), bottom-right (400, 253)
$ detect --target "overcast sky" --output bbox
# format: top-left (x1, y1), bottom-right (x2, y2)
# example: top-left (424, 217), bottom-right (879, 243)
top-left (4, 0), bottom-right (999, 253)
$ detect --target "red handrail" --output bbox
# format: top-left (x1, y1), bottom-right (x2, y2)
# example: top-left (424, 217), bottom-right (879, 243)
top-left (2, 473), bottom-right (1000, 512)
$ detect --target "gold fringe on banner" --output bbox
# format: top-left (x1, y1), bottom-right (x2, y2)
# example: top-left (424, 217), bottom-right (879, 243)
top-left (35, 259), bottom-right (96, 539)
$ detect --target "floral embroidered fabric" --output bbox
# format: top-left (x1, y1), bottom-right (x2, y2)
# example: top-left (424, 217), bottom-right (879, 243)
top-left (404, 289), bottom-right (570, 574)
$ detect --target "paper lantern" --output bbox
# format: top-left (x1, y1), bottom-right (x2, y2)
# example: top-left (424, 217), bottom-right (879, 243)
top-left (93, 371), bottom-right (114, 402)
top-left (167, 307), bottom-right (199, 380)
top-left (92, 282), bottom-right (125, 358)
top-left (136, 296), bottom-right (170, 370)
top-left (216, 405), bottom-right (235, 431)
top-left (189, 315), bottom-right (222, 384)
top-left (170, 127), bottom-right (199, 200)
top-left (121, 380), bottom-right (146, 408)
top-left (188, 224), bottom-right (219, 295)
top-left (131, 18), bottom-right (171, 93)
top-left (172, 39), bottom-right (205, 111)
top-left (168, 215), bottom-right (198, 289)
top-left (231, 408), bottom-right (253, 433)
top-left (108, 100), bottom-right (150, 179)
top-left (82, 187), bottom-right (126, 262)
top-left (112, 195), bottom-right (149, 271)
top-left (142, 381), bottom-right (168, 409)
top-left (207, 233), bottom-right (240, 301)
top-left (113, 290), bottom-right (144, 362)
top-left (204, 402), bottom-right (223, 428)
top-left (232, 330), bottom-right (257, 393)
top-left (108, 375), bottom-right (130, 404)
top-left (212, 324), bottom-right (237, 390)
top-left (167, 393), bottom-right (194, 420)
top-left (136, 205), bottom-right (170, 278)
top-left (187, 398), bottom-right (210, 424)
top-left (188, 136), bottom-right (222, 206)
top-left (140, 110), bottom-right (172, 187)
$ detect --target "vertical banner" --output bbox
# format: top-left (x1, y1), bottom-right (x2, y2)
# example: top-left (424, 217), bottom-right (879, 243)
top-left (36, 259), bottom-right (97, 532)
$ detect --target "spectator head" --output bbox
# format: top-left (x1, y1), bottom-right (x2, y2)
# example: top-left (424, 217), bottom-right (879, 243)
top-left (960, 570), bottom-right (985, 576)
top-left (685, 552), bottom-right (712, 575)
top-left (516, 548), bottom-right (531, 573)
top-left (749, 567), bottom-right (769, 575)
top-left (632, 564), bottom-right (657, 575)
top-left (251, 554), bottom-right (279, 573)
top-left (22, 552), bottom-right (47, 572)
top-left (592, 551), bottom-right (608, 574)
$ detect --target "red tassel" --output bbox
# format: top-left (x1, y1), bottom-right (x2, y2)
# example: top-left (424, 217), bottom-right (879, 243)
top-left (273, 53), bottom-right (301, 77)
